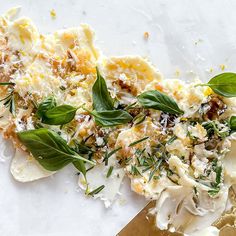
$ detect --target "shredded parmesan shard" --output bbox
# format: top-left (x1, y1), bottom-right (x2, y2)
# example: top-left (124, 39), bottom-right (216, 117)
top-left (11, 149), bottom-right (54, 182)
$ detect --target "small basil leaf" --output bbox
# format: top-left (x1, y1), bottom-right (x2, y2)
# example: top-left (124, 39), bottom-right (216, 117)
top-left (91, 110), bottom-right (133, 127)
top-left (36, 96), bottom-right (57, 118)
top-left (42, 105), bottom-right (77, 125)
top-left (17, 128), bottom-right (93, 171)
top-left (138, 90), bottom-right (184, 115)
top-left (92, 67), bottom-right (114, 111)
top-left (230, 116), bottom-right (236, 131)
top-left (73, 160), bottom-right (87, 176)
top-left (204, 73), bottom-right (236, 98)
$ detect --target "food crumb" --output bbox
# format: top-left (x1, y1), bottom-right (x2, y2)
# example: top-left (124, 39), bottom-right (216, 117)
top-left (143, 31), bottom-right (149, 40)
top-left (209, 68), bottom-right (214, 73)
top-left (194, 39), bottom-right (203, 45)
top-left (118, 198), bottom-right (127, 206)
top-left (220, 64), bottom-right (226, 71)
top-left (175, 69), bottom-right (180, 77)
top-left (50, 9), bottom-right (57, 19)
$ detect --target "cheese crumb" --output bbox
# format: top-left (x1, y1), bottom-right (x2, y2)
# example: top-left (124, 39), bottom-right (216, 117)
top-left (220, 64), bottom-right (226, 71)
top-left (50, 9), bottom-right (57, 19)
top-left (175, 69), bottom-right (180, 77)
top-left (143, 32), bottom-right (149, 40)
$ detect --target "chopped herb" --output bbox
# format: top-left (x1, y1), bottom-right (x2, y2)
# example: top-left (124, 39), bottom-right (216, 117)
top-left (208, 187), bottom-right (220, 197)
top-left (59, 86), bottom-right (66, 91)
top-left (153, 175), bottom-right (161, 181)
top-left (215, 166), bottom-right (222, 185)
top-left (148, 159), bottom-right (162, 182)
top-left (133, 113), bottom-right (146, 125)
top-left (130, 165), bottom-right (142, 176)
top-left (202, 121), bottom-right (230, 138)
top-left (106, 166), bottom-right (114, 178)
top-left (103, 147), bottom-right (122, 165)
top-left (88, 185), bottom-right (105, 196)
top-left (0, 84), bottom-right (15, 115)
top-left (125, 102), bottom-right (138, 110)
top-left (128, 136), bottom-right (149, 147)
top-left (136, 149), bottom-right (147, 166)
top-left (166, 135), bottom-right (177, 145)
top-left (125, 157), bottom-right (132, 164)
top-left (207, 162), bottom-right (222, 197)
top-left (0, 82), bottom-right (15, 86)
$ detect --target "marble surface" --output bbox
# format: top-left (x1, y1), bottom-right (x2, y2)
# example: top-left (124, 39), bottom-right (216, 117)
top-left (1, 0), bottom-right (236, 235)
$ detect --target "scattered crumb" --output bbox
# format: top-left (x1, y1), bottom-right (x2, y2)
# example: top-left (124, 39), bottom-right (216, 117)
top-left (175, 69), bottom-right (180, 77)
top-left (220, 64), bottom-right (226, 71)
top-left (50, 9), bottom-right (56, 19)
top-left (143, 31), bottom-right (149, 40)
top-left (209, 67), bottom-right (214, 73)
top-left (194, 38), bottom-right (203, 45)
top-left (118, 197), bottom-right (127, 206)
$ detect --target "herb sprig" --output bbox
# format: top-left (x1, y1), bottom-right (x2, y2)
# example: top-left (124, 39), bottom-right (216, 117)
top-left (0, 82), bottom-right (15, 115)
top-left (88, 185), bottom-right (105, 196)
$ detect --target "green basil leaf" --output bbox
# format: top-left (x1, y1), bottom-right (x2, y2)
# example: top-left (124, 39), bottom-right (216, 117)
top-left (204, 73), bottom-right (236, 98)
top-left (138, 90), bottom-right (184, 115)
top-left (230, 116), bottom-right (236, 131)
top-left (17, 128), bottom-right (94, 171)
top-left (91, 110), bottom-right (133, 127)
top-left (72, 160), bottom-right (87, 176)
top-left (42, 105), bottom-right (77, 125)
top-left (92, 67), bottom-right (114, 111)
top-left (74, 141), bottom-right (94, 155)
top-left (36, 96), bottom-right (57, 118)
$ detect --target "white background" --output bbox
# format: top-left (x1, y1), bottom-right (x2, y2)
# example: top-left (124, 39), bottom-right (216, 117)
top-left (1, 0), bottom-right (236, 236)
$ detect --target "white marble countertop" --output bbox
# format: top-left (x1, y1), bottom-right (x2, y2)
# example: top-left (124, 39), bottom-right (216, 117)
top-left (1, 0), bottom-right (236, 235)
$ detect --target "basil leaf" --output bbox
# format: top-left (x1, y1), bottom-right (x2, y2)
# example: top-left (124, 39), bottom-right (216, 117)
top-left (230, 116), bottom-right (236, 131)
top-left (73, 160), bottom-right (87, 176)
top-left (42, 105), bottom-right (77, 125)
top-left (203, 73), bottom-right (236, 98)
top-left (74, 141), bottom-right (94, 155)
top-left (92, 68), bottom-right (114, 111)
top-left (36, 96), bottom-right (57, 118)
top-left (138, 90), bottom-right (184, 115)
top-left (17, 128), bottom-right (94, 171)
top-left (91, 110), bottom-right (133, 127)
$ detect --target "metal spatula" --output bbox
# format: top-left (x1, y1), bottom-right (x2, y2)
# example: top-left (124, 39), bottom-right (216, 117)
top-left (116, 201), bottom-right (181, 236)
